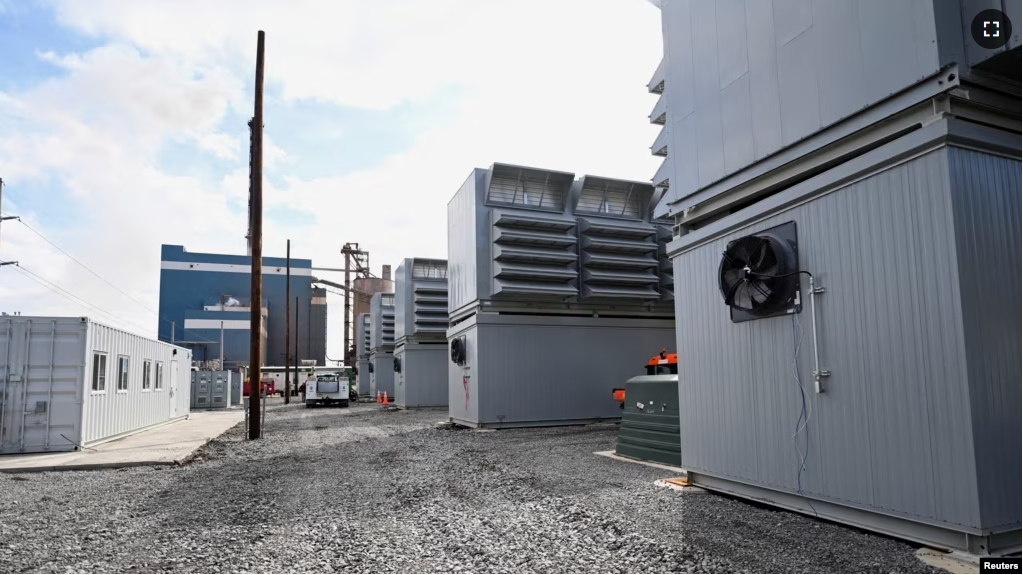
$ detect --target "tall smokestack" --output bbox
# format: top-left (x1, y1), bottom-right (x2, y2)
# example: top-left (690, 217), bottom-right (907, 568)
top-left (382, 265), bottom-right (391, 281)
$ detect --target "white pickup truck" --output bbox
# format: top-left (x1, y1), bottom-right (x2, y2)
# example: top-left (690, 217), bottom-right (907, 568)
top-left (304, 373), bottom-right (350, 408)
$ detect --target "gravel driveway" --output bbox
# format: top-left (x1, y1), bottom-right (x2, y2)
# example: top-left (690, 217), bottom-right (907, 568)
top-left (0, 400), bottom-right (942, 573)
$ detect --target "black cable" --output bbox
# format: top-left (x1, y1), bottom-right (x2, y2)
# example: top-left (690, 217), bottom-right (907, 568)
top-left (12, 219), bottom-right (217, 344)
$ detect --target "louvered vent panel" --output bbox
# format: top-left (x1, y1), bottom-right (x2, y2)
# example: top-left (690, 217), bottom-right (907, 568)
top-left (492, 213), bottom-right (579, 299)
top-left (380, 297), bottom-right (395, 347)
top-left (656, 225), bottom-right (674, 303)
top-left (576, 179), bottom-right (646, 218)
top-left (578, 218), bottom-right (660, 301)
top-left (486, 165), bottom-right (574, 212)
top-left (412, 261), bottom-right (448, 335)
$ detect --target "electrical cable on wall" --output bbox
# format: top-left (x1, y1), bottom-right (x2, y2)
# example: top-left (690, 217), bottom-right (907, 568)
top-left (791, 310), bottom-right (818, 519)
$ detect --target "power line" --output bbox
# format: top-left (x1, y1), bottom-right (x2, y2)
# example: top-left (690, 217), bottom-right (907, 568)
top-left (7, 264), bottom-right (153, 334)
top-left (10, 217), bottom-right (216, 344)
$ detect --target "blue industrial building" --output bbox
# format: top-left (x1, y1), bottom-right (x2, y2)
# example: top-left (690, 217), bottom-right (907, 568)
top-left (158, 245), bottom-right (327, 370)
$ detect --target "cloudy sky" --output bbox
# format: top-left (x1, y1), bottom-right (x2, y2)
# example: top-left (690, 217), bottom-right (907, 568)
top-left (0, 0), bottom-right (663, 360)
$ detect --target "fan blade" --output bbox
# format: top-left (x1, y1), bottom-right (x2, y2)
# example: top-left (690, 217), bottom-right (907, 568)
top-left (736, 283), bottom-right (754, 309)
top-left (748, 238), bottom-right (768, 268)
top-left (750, 280), bottom-right (772, 303)
top-left (724, 278), bottom-right (743, 306)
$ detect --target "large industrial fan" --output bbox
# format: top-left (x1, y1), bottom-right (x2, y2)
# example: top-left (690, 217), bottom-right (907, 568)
top-left (718, 221), bottom-right (801, 323)
top-left (450, 336), bottom-right (467, 365)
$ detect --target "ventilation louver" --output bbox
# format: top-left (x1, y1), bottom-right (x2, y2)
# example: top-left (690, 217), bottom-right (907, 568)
top-left (410, 259), bottom-right (448, 336)
top-left (492, 214), bottom-right (579, 300)
top-left (718, 221), bottom-right (801, 323)
top-left (657, 226), bottom-right (674, 303)
top-left (578, 219), bottom-right (660, 301)
top-left (393, 356), bottom-right (401, 373)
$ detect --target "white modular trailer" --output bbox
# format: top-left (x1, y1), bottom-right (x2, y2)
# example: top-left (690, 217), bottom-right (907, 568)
top-left (393, 257), bottom-right (449, 408)
top-left (369, 350), bottom-right (394, 398)
top-left (0, 316), bottom-right (191, 454)
top-left (355, 313), bottom-right (372, 396)
top-left (394, 340), bottom-right (447, 408)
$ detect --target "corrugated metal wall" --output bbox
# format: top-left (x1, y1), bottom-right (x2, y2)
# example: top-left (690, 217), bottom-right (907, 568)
top-left (655, 0), bottom-right (943, 210)
top-left (447, 169), bottom-right (484, 315)
top-left (447, 315), bottom-right (675, 427)
top-left (83, 321), bottom-right (191, 445)
top-left (672, 148), bottom-right (991, 529)
top-left (394, 344), bottom-right (447, 408)
top-left (369, 351), bottom-right (394, 397)
top-left (947, 147), bottom-right (1022, 530)
top-left (0, 317), bottom-right (87, 453)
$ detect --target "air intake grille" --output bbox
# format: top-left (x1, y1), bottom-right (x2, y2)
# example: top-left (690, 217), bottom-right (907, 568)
top-left (412, 284), bottom-right (448, 334)
top-left (578, 218), bottom-right (660, 301)
top-left (486, 165), bottom-right (573, 212)
top-left (657, 225), bottom-right (674, 303)
top-left (576, 179), bottom-right (645, 218)
top-left (492, 213), bottom-right (579, 299)
top-left (381, 304), bottom-right (395, 346)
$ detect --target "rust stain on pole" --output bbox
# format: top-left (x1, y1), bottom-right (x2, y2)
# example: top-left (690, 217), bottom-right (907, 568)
top-left (248, 30), bottom-right (266, 440)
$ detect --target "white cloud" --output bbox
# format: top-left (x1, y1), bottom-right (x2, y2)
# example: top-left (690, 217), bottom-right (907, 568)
top-left (198, 133), bottom-right (241, 161)
top-left (2, 0), bottom-right (664, 360)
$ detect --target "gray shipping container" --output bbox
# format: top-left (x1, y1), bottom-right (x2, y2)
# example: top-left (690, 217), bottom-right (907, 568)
top-left (448, 314), bottom-right (675, 428)
top-left (369, 350), bottom-right (394, 399)
top-left (652, 0), bottom-right (1020, 554)
top-left (394, 340), bottom-right (448, 408)
top-left (0, 316), bottom-right (192, 454)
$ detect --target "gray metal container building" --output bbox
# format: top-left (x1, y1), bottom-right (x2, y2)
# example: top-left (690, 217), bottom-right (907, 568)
top-left (393, 258), bottom-right (449, 408)
top-left (1, 317), bottom-right (192, 454)
top-left (369, 292), bottom-right (395, 398)
top-left (446, 163), bottom-right (676, 428)
top-left (650, 0), bottom-right (1020, 554)
top-left (355, 313), bottom-right (372, 397)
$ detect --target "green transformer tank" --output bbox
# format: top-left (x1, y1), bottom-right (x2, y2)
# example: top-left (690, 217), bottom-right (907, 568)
top-left (614, 374), bottom-right (680, 467)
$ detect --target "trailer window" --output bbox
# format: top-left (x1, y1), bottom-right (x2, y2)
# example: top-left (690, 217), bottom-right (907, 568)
top-left (142, 360), bottom-right (152, 390)
top-left (155, 362), bottom-right (164, 390)
top-left (92, 352), bottom-right (107, 392)
top-left (117, 356), bottom-right (130, 392)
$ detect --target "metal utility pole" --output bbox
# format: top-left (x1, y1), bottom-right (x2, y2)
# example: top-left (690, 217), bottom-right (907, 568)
top-left (0, 178), bottom-right (20, 268)
top-left (284, 239), bottom-right (291, 405)
top-left (220, 321), bottom-right (225, 370)
top-left (247, 30), bottom-right (266, 441)
top-left (294, 296), bottom-right (300, 395)
top-left (340, 242), bottom-right (370, 366)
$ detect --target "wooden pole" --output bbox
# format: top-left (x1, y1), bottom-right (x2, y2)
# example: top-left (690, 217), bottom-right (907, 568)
top-left (284, 239), bottom-right (291, 404)
top-left (247, 30), bottom-right (266, 440)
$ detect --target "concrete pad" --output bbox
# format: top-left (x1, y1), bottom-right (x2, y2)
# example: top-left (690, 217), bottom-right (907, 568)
top-left (594, 450), bottom-right (686, 474)
top-left (916, 548), bottom-right (981, 574)
top-left (0, 410), bottom-right (244, 473)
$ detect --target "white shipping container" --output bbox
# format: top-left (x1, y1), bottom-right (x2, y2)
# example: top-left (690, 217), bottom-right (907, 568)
top-left (0, 316), bottom-right (192, 454)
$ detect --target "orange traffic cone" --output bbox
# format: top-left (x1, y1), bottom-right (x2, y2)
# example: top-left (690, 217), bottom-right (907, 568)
top-left (376, 391), bottom-right (382, 403)
top-left (383, 392), bottom-right (389, 405)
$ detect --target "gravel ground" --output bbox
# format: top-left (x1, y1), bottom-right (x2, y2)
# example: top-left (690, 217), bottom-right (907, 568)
top-left (0, 400), bottom-right (943, 574)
